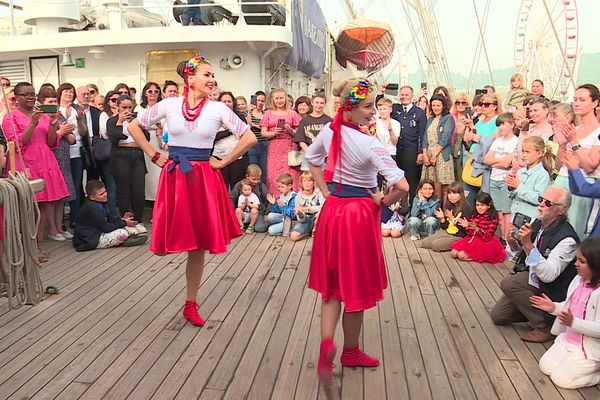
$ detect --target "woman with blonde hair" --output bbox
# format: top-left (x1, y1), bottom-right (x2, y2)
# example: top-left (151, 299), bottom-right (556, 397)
top-left (306, 77), bottom-right (408, 391)
top-left (260, 87), bottom-right (301, 193)
top-left (451, 92), bottom-right (471, 180)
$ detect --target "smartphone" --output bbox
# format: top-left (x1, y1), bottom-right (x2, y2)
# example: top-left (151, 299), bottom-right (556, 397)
top-left (250, 95), bottom-right (257, 106)
top-left (386, 83), bottom-right (399, 91)
top-left (475, 89), bottom-right (484, 96)
top-left (420, 82), bottom-right (427, 89)
top-left (512, 212), bottom-right (531, 240)
top-left (465, 106), bottom-right (472, 116)
top-left (128, 111), bottom-right (138, 120)
top-left (40, 104), bottom-right (58, 113)
top-left (277, 118), bottom-right (285, 129)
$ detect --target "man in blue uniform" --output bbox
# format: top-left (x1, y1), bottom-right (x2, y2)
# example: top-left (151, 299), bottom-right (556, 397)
top-left (377, 85), bottom-right (426, 202)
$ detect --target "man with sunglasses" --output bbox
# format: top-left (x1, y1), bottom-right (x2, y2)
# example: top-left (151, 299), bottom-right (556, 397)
top-left (491, 186), bottom-right (578, 343)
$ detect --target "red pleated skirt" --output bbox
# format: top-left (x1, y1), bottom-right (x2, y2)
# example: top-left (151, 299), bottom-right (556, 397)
top-left (150, 160), bottom-right (242, 255)
top-left (309, 196), bottom-right (387, 312)
top-left (450, 234), bottom-right (506, 264)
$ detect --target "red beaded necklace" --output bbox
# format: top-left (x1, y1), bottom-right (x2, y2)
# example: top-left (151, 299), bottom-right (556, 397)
top-left (182, 96), bottom-right (207, 121)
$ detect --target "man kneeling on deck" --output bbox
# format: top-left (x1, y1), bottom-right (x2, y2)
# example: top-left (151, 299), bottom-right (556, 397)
top-left (73, 180), bottom-right (147, 251)
top-left (490, 186), bottom-right (578, 343)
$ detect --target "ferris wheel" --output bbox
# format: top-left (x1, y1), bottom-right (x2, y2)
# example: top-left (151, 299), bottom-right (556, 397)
top-left (514, 0), bottom-right (579, 100)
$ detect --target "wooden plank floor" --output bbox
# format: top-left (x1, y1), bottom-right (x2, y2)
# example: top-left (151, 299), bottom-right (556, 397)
top-left (1, 233), bottom-right (599, 400)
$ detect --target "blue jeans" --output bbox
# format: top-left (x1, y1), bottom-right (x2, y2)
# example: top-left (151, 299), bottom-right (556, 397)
top-left (69, 157), bottom-right (84, 224)
top-left (248, 140), bottom-right (269, 184)
top-left (99, 161), bottom-right (117, 217)
top-left (182, 0), bottom-right (207, 25)
top-left (407, 216), bottom-right (439, 237)
top-left (267, 212), bottom-right (285, 236)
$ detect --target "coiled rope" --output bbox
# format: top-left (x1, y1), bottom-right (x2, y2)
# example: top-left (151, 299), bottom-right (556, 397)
top-left (0, 172), bottom-right (43, 309)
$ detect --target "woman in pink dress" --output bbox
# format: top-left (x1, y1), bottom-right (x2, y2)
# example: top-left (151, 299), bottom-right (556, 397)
top-left (2, 82), bottom-right (69, 259)
top-left (128, 56), bottom-right (256, 327)
top-left (260, 88), bottom-right (301, 194)
top-left (305, 78), bottom-right (409, 391)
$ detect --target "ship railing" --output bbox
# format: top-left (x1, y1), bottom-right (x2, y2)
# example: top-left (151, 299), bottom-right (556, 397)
top-left (121, 0), bottom-right (291, 29)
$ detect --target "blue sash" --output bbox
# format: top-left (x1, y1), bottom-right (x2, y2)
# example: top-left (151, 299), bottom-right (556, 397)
top-left (168, 146), bottom-right (211, 173)
top-left (327, 182), bottom-right (375, 198)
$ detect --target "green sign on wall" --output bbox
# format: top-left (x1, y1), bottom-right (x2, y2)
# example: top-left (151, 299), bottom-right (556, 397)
top-left (75, 58), bottom-right (86, 68)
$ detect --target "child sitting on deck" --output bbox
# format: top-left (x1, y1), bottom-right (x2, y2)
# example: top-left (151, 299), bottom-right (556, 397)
top-left (290, 171), bottom-right (325, 241)
top-left (530, 237), bottom-right (600, 389)
top-left (73, 180), bottom-right (147, 251)
top-left (266, 173), bottom-right (297, 236)
top-left (235, 179), bottom-right (260, 234)
top-left (230, 164), bottom-right (270, 233)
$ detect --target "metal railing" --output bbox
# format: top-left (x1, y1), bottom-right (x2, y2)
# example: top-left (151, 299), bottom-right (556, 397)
top-left (1, 1), bottom-right (292, 36)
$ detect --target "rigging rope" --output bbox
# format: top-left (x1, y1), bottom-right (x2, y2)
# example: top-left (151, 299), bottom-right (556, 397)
top-left (0, 172), bottom-right (43, 309)
top-left (467, 0), bottom-right (491, 92)
top-left (472, 0), bottom-right (495, 89)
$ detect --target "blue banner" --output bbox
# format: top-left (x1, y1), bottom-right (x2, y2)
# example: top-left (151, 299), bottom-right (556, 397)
top-left (285, 0), bottom-right (327, 78)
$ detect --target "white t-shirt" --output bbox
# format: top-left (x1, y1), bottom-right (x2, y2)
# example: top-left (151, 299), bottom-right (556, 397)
top-left (60, 106), bottom-right (81, 159)
top-left (237, 192), bottom-right (260, 210)
top-left (305, 123), bottom-right (405, 188)
top-left (489, 135), bottom-right (519, 181)
top-left (558, 127), bottom-right (600, 178)
top-left (375, 118), bottom-right (401, 155)
top-left (137, 97), bottom-right (249, 149)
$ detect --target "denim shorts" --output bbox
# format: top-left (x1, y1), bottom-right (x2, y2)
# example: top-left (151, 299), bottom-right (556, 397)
top-left (490, 179), bottom-right (512, 213)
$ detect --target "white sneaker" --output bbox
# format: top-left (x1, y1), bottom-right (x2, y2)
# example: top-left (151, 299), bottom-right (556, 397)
top-left (61, 231), bottom-right (74, 239)
top-left (135, 223), bottom-right (148, 235)
top-left (410, 235), bottom-right (420, 241)
top-left (47, 233), bottom-right (66, 242)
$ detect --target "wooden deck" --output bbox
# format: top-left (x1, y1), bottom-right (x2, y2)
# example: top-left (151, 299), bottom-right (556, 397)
top-left (1, 233), bottom-right (599, 400)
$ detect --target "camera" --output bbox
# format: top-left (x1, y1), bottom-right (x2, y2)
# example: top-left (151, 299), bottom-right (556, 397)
top-left (512, 212), bottom-right (531, 240)
top-left (128, 112), bottom-right (138, 120)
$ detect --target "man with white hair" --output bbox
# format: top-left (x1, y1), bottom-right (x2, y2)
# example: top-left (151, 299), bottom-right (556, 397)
top-left (491, 185), bottom-right (578, 343)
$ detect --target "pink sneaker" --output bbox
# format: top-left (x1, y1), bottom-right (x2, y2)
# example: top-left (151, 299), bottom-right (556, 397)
top-left (340, 347), bottom-right (380, 368)
top-left (317, 338), bottom-right (336, 384)
top-left (183, 300), bottom-right (205, 326)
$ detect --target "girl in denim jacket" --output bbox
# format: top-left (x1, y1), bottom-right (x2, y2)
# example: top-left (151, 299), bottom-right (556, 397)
top-left (407, 179), bottom-right (440, 240)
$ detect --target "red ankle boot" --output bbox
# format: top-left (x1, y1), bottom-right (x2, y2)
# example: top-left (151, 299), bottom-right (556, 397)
top-left (183, 300), bottom-right (205, 326)
top-left (317, 338), bottom-right (336, 384)
top-left (340, 347), bottom-right (379, 368)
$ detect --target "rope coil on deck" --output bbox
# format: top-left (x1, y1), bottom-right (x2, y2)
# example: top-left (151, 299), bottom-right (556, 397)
top-left (0, 172), bottom-right (43, 309)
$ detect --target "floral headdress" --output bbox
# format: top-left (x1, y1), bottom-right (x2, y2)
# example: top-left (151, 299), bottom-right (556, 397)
top-left (183, 56), bottom-right (210, 83)
top-left (325, 79), bottom-right (375, 187)
top-left (341, 80), bottom-right (375, 109)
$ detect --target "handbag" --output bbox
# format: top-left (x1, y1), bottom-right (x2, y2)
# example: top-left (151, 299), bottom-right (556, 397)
top-left (288, 150), bottom-right (304, 167)
top-left (80, 145), bottom-right (95, 170)
top-left (92, 136), bottom-right (112, 162)
top-left (461, 155), bottom-right (482, 187)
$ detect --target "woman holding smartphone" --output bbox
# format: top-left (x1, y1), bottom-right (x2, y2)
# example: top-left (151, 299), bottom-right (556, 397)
top-left (1, 82), bottom-right (69, 261)
top-left (261, 87), bottom-right (301, 194)
top-left (106, 94), bottom-right (147, 233)
top-left (248, 91), bottom-right (268, 183)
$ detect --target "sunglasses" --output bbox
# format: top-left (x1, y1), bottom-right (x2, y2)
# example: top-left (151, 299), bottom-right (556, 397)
top-left (538, 196), bottom-right (562, 207)
top-left (2, 83), bottom-right (9, 88)
top-left (479, 102), bottom-right (497, 107)
top-left (147, 89), bottom-right (160, 94)
top-left (89, 89), bottom-right (96, 94)
top-left (455, 101), bottom-right (468, 106)
top-left (109, 98), bottom-right (118, 103)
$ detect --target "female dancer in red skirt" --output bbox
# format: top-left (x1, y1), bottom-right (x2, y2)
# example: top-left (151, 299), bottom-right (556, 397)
top-left (128, 56), bottom-right (257, 326)
top-left (305, 78), bottom-right (409, 388)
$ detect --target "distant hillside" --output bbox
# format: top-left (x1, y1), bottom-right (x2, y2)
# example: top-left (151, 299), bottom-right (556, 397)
top-left (405, 52), bottom-right (600, 92)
